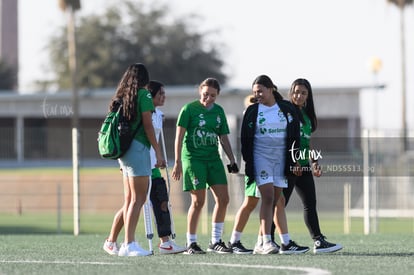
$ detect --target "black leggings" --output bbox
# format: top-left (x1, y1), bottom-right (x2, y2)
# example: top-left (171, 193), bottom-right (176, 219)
top-left (284, 169), bottom-right (322, 240)
top-left (271, 168), bottom-right (322, 241)
top-left (150, 177), bottom-right (172, 238)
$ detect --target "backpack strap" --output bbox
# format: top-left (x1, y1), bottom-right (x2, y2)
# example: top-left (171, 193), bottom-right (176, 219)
top-left (119, 103), bottom-right (142, 140)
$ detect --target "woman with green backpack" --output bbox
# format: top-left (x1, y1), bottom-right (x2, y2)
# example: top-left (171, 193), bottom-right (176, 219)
top-left (103, 63), bottom-right (165, 257)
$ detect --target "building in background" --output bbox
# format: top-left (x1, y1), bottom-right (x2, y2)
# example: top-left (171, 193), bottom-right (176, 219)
top-left (0, 86), bottom-right (363, 162)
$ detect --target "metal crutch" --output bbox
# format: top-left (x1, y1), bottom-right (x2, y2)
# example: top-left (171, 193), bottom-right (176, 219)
top-left (143, 178), bottom-right (154, 254)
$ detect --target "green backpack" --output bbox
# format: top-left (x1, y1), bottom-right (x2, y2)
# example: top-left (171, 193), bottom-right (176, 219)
top-left (97, 102), bottom-right (140, 160)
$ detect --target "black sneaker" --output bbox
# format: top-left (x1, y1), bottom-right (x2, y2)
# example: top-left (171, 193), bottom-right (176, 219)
top-left (207, 239), bottom-right (232, 254)
top-left (279, 240), bottom-right (309, 254)
top-left (228, 241), bottom-right (253, 254)
top-left (184, 242), bottom-right (206, 254)
top-left (313, 235), bottom-right (343, 254)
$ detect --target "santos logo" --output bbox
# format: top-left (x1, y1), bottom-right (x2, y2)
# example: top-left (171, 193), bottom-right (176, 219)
top-left (289, 141), bottom-right (322, 163)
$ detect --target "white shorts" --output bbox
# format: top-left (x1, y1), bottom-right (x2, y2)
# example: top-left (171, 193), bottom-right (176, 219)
top-left (254, 156), bottom-right (287, 188)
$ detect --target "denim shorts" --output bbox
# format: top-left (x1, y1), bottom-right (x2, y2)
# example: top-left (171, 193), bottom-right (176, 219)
top-left (118, 140), bottom-right (151, 177)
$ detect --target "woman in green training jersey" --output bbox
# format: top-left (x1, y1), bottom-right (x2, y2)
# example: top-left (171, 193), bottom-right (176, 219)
top-left (172, 78), bottom-right (238, 254)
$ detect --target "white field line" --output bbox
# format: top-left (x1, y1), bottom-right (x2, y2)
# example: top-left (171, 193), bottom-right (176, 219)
top-left (190, 262), bottom-right (331, 275)
top-left (0, 259), bottom-right (332, 274)
top-left (0, 260), bottom-right (123, 265)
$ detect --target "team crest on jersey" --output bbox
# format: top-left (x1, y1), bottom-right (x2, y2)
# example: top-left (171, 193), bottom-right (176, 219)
top-left (198, 114), bottom-right (206, 127)
top-left (193, 177), bottom-right (199, 186)
top-left (199, 119), bottom-right (206, 127)
top-left (277, 109), bottom-right (286, 121)
top-left (216, 115), bottom-right (221, 128)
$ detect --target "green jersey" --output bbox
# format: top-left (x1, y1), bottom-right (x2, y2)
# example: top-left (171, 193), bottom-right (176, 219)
top-left (177, 100), bottom-right (230, 160)
top-left (132, 88), bottom-right (155, 148)
top-left (298, 109), bottom-right (312, 166)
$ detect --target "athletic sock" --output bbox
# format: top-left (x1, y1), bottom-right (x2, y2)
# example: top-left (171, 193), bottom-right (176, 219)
top-left (263, 234), bottom-right (272, 243)
top-left (280, 233), bottom-right (290, 245)
top-left (186, 233), bottom-right (197, 245)
top-left (211, 222), bottom-right (224, 244)
top-left (230, 231), bottom-right (242, 244)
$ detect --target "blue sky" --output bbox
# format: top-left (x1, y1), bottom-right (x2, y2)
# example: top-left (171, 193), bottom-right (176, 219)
top-left (18, 0), bottom-right (414, 130)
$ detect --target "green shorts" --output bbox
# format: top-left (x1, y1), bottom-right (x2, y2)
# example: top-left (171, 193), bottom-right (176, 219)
top-left (244, 176), bottom-right (260, 198)
top-left (182, 158), bottom-right (227, 191)
top-left (244, 176), bottom-right (286, 199)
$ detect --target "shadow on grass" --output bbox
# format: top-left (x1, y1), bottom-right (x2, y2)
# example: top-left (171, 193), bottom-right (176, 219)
top-left (0, 226), bottom-right (72, 235)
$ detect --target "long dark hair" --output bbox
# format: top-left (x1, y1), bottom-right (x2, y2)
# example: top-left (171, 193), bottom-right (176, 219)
top-left (252, 75), bottom-right (283, 101)
top-left (109, 63), bottom-right (150, 121)
top-left (147, 80), bottom-right (164, 97)
top-left (289, 78), bottom-right (317, 132)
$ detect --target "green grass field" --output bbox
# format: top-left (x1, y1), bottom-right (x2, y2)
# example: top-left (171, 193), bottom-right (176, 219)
top-left (1, 167), bottom-right (413, 274)
top-left (0, 233), bottom-right (413, 275)
top-left (0, 213), bottom-right (413, 275)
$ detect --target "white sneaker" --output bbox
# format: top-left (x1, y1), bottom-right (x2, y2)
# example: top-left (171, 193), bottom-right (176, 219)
top-left (262, 241), bottom-right (279, 254)
top-left (103, 239), bottom-right (119, 255)
top-left (159, 240), bottom-right (186, 254)
top-left (253, 241), bottom-right (263, 254)
top-left (118, 242), bottom-right (152, 257)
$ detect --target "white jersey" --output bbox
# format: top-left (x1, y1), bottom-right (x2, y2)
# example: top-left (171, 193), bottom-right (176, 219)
top-left (150, 108), bottom-right (164, 168)
top-left (253, 103), bottom-right (288, 187)
top-left (254, 103), bottom-right (287, 155)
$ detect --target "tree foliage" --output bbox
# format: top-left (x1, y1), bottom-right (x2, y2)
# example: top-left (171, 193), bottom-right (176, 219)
top-left (47, 0), bottom-right (227, 90)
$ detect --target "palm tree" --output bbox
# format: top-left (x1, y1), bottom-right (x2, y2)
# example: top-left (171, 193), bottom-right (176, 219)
top-left (58, 0), bottom-right (81, 11)
top-left (387, 0), bottom-right (412, 151)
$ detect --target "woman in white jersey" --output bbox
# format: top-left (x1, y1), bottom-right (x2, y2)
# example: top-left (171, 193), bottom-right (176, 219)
top-left (228, 95), bottom-right (308, 255)
top-left (240, 75), bottom-right (301, 254)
